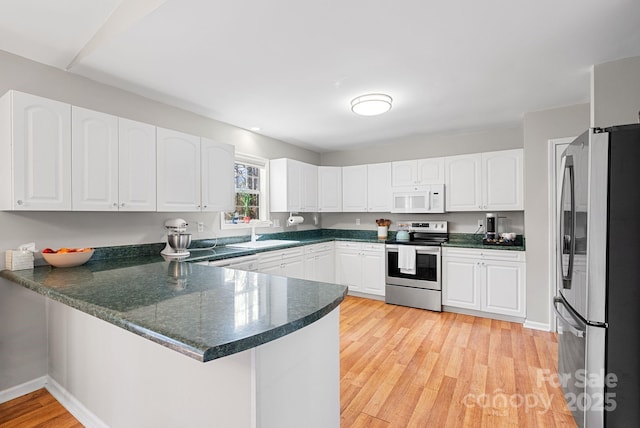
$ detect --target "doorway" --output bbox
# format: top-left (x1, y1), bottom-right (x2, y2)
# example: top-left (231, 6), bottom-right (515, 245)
top-left (547, 137), bottom-right (574, 332)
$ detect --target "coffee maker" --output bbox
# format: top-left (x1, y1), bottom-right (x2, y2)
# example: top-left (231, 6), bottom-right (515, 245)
top-left (161, 218), bottom-right (192, 258)
top-left (485, 213), bottom-right (497, 240)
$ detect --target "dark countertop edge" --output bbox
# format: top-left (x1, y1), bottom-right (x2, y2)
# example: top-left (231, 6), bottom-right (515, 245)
top-left (0, 268), bottom-right (348, 363)
top-left (185, 237), bottom-right (386, 263)
top-left (441, 241), bottom-right (526, 251)
top-left (203, 287), bottom-right (348, 362)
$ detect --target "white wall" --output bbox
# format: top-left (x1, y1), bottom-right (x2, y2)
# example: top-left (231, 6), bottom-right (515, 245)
top-left (0, 281), bottom-right (48, 393)
top-left (320, 126), bottom-right (523, 166)
top-left (0, 50), bottom-right (320, 269)
top-left (523, 103), bottom-right (590, 326)
top-left (592, 55), bottom-right (640, 127)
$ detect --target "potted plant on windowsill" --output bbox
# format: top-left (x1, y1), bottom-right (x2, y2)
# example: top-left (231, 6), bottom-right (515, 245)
top-left (241, 193), bottom-right (251, 223)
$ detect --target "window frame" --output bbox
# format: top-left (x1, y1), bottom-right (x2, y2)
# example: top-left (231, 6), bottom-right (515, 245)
top-left (220, 153), bottom-right (271, 230)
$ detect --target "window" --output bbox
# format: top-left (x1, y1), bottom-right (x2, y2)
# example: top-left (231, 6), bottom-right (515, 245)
top-left (222, 154), bottom-right (268, 226)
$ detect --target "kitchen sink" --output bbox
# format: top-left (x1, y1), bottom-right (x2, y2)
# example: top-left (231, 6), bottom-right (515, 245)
top-left (226, 240), bottom-right (300, 249)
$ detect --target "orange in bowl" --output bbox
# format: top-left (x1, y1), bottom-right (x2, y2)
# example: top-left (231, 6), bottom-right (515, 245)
top-left (41, 248), bottom-right (95, 268)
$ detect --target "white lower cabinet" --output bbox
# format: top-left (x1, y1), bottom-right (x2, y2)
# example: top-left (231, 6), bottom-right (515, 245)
top-left (335, 242), bottom-right (385, 296)
top-left (304, 242), bottom-right (335, 283)
top-left (442, 247), bottom-right (526, 318)
top-left (258, 247), bottom-right (305, 279)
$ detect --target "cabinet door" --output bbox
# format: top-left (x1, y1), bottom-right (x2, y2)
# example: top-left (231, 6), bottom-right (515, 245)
top-left (72, 107), bottom-right (119, 211)
top-left (118, 118), bottom-right (156, 211)
top-left (304, 254), bottom-right (319, 281)
top-left (315, 251), bottom-right (335, 283)
top-left (286, 160), bottom-right (303, 212)
top-left (367, 163), bottom-right (391, 212)
top-left (259, 261), bottom-right (283, 276)
top-left (342, 165), bottom-right (367, 212)
top-left (201, 138), bottom-right (235, 212)
top-left (300, 163), bottom-right (318, 212)
top-left (417, 157), bottom-right (445, 184)
top-left (442, 257), bottom-right (481, 310)
top-left (445, 154), bottom-right (482, 211)
top-left (318, 167), bottom-right (342, 212)
top-left (157, 128), bottom-right (201, 211)
top-left (391, 160), bottom-right (416, 186)
top-left (482, 260), bottom-right (525, 317)
top-left (335, 248), bottom-right (362, 291)
top-left (283, 257), bottom-right (305, 280)
top-left (361, 250), bottom-right (385, 296)
top-left (9, 92), bottom-right (72, 210)
top-left (482, 149), bottom-right (524, 211)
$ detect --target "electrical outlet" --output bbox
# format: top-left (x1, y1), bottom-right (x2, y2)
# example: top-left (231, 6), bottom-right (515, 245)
top-left (477, 219), bottom-right (484, 229)
top-left (197, 222), bottom-right (204, 232)
top-left (355, 218), bottom-right (361, 225)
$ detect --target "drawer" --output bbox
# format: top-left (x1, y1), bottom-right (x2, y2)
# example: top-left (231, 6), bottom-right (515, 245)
top-left (335, 241), bottom-right (362, 250)
top-left (258, 246), bottom-right (304, 262)
top-left (443, 247), bottom-right (525, 262)
top-left (304, 242), bottom-right (334, 254)
top-left (362, 243), bottom-right (384, 252)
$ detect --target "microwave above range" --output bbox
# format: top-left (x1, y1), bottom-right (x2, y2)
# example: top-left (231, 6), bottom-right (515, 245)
top-left (391, 184), bottom-right (445, 214)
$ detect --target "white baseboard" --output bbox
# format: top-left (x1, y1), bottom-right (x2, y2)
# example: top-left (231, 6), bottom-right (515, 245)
top-left (46, 376), bottom-right (109, 428)
top-left (0, 376), bottom-right (47, 404)
top-left (523, 319), bottom-right (552, 331)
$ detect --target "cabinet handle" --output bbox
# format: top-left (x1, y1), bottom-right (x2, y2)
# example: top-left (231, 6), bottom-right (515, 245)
top-left (112, 202), bottom-right (118, 208)
top-left (120, 202), bottom-right (125, 207)
top-left (16, 200), bottom-right (23, 206)
top-left (203, 205), bottom-right (207, 209)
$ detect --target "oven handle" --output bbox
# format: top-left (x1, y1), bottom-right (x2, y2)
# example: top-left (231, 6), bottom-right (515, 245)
top-left (386, 245), bottom-right (441, 255)
top-left (553, 297), bottom-right (585, 338)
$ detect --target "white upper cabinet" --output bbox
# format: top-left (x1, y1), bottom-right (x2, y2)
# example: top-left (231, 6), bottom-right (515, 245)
top-left (392, 158), bottom-right (445, 186)
top-left (342, 165), bottom-right (367, 212)
top-left (118, 118), bottom-right (157, 211)
top-left (318, 166), bottom-right (342, 212)
top-left (301, 162), bottom-right (318, 212)
top-left (157, 128), bottom-right (201, 212)
top-left (445, 149), bottom-right (523, 211)
top-left (0, 91), bottom-right (72, 210)
top-left (201, 138), bottom-right (235, 212)
top-left (72, 106), bottom-right (119, 211)
top-left (157, 130), bottom-right (235, 212)
top-left (481, 149), bottom-right (524, 211)
top-left (366, 162), bottom-right (392, 212)
top-left (445, 154), bottom-right (482, 211)
top-left (270, 158), bottom-right (318, 212)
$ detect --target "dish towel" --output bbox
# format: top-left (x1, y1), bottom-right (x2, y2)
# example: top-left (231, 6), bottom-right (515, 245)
top-left (398, 246), bottom-right (416, 275)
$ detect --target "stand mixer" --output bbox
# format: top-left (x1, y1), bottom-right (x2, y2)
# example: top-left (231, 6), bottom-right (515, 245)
top-left (161, 218), bottom-right (192, 258)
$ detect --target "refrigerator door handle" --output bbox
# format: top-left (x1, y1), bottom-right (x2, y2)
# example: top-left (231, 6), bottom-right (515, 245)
top-left (558, 155), bottom-right (575, 289)
top-left (553, 297), bottom-right (585, 338)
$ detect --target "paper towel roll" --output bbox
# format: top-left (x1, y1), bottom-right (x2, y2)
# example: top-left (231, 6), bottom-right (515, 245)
top-left (287, 215), bottom-right (304, 225)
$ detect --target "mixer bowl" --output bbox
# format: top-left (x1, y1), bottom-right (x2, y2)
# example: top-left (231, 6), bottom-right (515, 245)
top-left (167, 233), bottom-right (192, 251)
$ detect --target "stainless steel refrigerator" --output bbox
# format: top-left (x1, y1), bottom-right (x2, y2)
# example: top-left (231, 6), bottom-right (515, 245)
top-left (554, 124), bottom-right (640, 427)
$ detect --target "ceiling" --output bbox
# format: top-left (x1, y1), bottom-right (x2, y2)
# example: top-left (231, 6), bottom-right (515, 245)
top-left (1, 0), bottom-right (639, 153)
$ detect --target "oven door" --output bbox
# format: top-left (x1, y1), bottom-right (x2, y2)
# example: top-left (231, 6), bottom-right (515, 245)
top-left (385, 244), bottom-right (440, 289)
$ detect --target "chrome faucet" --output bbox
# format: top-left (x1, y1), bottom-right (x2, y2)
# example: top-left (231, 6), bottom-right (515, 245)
top-left (251, 224), bottom-right (262, 243)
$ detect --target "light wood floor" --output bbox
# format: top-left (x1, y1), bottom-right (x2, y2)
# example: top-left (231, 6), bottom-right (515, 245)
top-left (1, 296), bottom-right (576, 427)
top-left (340, 296), bottom-right (576, 427)
top-left (0, 388), bottom-right (82, 427)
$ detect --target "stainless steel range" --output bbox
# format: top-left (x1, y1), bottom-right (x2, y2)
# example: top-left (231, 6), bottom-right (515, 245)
top-left (385, 220), bottom-right (448, 312)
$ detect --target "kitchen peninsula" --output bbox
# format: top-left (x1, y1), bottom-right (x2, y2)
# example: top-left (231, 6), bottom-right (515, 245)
top-left (0, 256), bottom-right (346, 427)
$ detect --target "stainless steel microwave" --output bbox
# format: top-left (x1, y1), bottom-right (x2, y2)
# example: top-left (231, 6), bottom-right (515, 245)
top-left (391, 184), bottom-right (445, 213)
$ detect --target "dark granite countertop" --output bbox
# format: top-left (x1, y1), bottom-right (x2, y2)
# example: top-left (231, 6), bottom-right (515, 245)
top-left (1, 258), bottom-right (347, 362)
top-left (443, 233), bottom-right (525, 251)
top-left (0, 228), bottom-right (523, 363)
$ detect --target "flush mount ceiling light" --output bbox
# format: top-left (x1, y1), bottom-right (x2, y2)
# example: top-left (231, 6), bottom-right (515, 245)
top-left (350, 93), bottom-right (393, 116)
